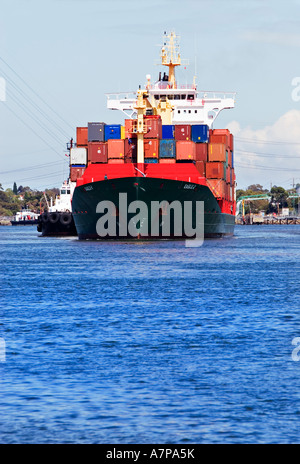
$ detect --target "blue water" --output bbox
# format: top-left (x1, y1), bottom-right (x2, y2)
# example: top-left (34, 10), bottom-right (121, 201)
top-left (1, 224), bottom-right (300, 444)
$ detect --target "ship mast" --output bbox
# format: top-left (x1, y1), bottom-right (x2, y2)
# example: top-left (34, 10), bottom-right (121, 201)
top-left (160, 31), bottom-right (181, 89)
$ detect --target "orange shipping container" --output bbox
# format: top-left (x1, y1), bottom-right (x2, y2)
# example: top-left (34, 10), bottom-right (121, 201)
top-left (107, 139), bottom-right (125, 159)
top-left (206, 162), bottom-right (225, 179)
top-left (77, 127), bottom-right (88, 146)
top-left (144, 139), bottom-right (159, 158)
top-left (176, 141), bottom-right (196, 160)
top-left (208, 143), bottom-right (227, 162)
top-left (206, 179), bottom-right (227, 199)
top-left (124, 119), bottom-right (137, 138)
top-left (159, 158), bottom-right (176, 164)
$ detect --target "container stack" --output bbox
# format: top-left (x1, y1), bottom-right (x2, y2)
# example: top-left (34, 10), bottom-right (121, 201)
top-left (144, 115), bottom-right (162, 163)
top-left (206, 129), bottom-right (234, 202)
top-left (72, 119), bottom-right (235, 206)
top-left (70, 127), bottom-right (88, 181)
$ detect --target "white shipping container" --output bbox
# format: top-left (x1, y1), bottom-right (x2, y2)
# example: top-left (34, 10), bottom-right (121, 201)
top-left (70, 147), bottom-right (87, 165)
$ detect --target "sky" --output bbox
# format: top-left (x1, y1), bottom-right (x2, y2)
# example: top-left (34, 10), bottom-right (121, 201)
top-left (1, 0), bottom-right (300, 191)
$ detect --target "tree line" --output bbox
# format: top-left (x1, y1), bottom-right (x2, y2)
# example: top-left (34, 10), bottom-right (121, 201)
top-left (236, 184), bottom-right (299, 214)
top-left (0, 182), bottom-right (59, 216)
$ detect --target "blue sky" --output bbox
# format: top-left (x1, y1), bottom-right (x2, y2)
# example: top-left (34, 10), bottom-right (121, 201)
top-left (1, 0), bottom-right (300, 191)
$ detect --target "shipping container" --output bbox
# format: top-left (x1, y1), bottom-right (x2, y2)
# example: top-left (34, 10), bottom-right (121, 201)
top-left (105, 124), bottom-right (122, 141)
top-left (107, 139), bottom-right (125, 159)
top-left (70, 165), bottom-right (85, 182)
top-left (195, 142), bottom-right (208, 161)
top-left (125, 138), bottom-right (137, 162)
top-left (209, 134), bottom-right (228, 146)
top-left (176, 141), bottom-right (196, 160)
top-left (159, 139), bottom-right (176, 158)
top-left (144, 158), bottom-right (158, 163)
top-left (144, 115), bottom-right (162, 139)
top-left (124, 119), bottom-right (137, 138)
top-left (159, 158), bottom-right (176, 164)
top-left (206, 179), bottom-right (227, 199)
top-left (162, 125), bottom-right (175, 139)
top-left (70, 147), bottom-right (87, 165)
top-left (88, 142), bottom-right (108, 163)
top-left (195, 161), bottom-right (206, 177)
top-left (174, 124), bottom-right (191, 141)
top-left (76, 127), bottom-right (88, 146)
top-left (206, 162), bottom-right (226, 179)
top-left (226, 166), bottom-right (231, 184)
top-left (208, 143), bottom-right (227, 163)
top-left (88, 122), bottom-right (105, 142)
top-left (108, 158), bottom-right (124, 164)
top-left (144, 139), bottom-right (159, 158)
top-left (229, 133), bottom-right (234, 152)
top-left (121, 126), bottom-right (125, 139)
top-left (191, 124), bottom-right (209, 143)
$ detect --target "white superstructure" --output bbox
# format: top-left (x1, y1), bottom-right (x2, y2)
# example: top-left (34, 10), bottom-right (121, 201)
top-left (105, 32), bottom-right (235, 127)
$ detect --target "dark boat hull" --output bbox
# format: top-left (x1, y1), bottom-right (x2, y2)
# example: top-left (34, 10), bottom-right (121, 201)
top-left (37, 211), bottom-right (77, 236)
top-left (11, 219), bottom-right (39, 226)
top-left (72, 176), bottom-right (235, 240)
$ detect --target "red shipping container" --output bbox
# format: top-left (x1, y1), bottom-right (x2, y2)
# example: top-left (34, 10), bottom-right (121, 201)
top-left (76, 127), bottom-right (88, 146)
top-left (195, 161), bottom-right (206, 177)
top-left (159, 158), bottom-right (176, 164)
top-left (70, 166), bottom-right (85, 182)
top-left (107, 139), bottom-right (125, 159)
top-left (229, 133), bottom-right (234, 151)
top-left (226, 166), bottom-right (231, 184)
top-left (195, 143), bottom-right (208, 161)
top-left (144, 115), bottom-right (162, 139)
top-left (206, 179), bottom-right (227, 199)
top-left (208, 143), bottom-right (227, 162)
top-left (144, 139), bottom-right (159, 158)
top-left (88, 142), bottom-right (108, 163)
top-left (125, 138), bottom-right (137, 161)
top-left (206, 162), bottom-right (225, 179)
top-left (174, 124), bottom-right (191, 141)
top-left (176, 141), bottom-right (196, 160)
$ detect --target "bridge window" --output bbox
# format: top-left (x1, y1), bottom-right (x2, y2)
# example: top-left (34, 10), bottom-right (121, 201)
top-left (187, 94), bottom-right (194, 100)
top-left (174, 95), bottom-right (180, 100)
top-left (181, 94), bottom-right (186, 100)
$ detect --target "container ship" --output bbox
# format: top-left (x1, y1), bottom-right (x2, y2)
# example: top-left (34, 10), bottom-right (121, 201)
top-left (70, 32), bottom-right (236, 240)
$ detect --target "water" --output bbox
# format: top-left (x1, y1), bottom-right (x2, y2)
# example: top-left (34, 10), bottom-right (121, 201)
top-left (1, 224), bottom-right (300, 444)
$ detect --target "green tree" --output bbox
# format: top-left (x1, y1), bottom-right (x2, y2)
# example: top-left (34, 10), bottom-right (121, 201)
top-left (13, 182), bottom-right (18, 195)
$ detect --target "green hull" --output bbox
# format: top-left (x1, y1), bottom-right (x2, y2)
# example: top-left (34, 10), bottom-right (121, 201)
top-left (72, 176), bottom-right (235, 240)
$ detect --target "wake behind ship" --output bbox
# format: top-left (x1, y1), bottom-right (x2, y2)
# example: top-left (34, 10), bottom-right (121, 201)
top-left (70, 32), bottom-right (236, 240)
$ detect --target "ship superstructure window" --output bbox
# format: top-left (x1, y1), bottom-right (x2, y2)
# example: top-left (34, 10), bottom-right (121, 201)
top-left (174, 95), bottom-right (180, 100)
top-left (181, 95), bottom-right (186, 100)
top-left (187, 94), bottom-right (194, 100)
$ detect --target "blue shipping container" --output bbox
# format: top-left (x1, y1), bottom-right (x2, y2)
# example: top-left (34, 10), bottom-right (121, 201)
top-left (191, 125), bottom-right (209, 143)
top-left (162, 125), bottom-right (175, 139)
top-left (144, 158), bottom-right (158, 163)
top-left (104, 124), bottom-right (121, 141)
top-left (159, 139), bottom-right (176, 158)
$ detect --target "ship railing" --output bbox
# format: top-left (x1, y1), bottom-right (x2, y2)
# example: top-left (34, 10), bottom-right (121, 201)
top-left (199, 91), bottom-right (236, 101)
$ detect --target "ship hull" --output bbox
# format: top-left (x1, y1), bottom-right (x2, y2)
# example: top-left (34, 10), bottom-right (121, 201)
top-left (72, 176), bottom-right (235, 240)
top-left (37, 211), bottom-right (77, 236)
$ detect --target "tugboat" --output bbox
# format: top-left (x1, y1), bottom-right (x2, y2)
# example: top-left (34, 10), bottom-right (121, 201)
top-left (11, 207), bottom-right (39, 225)
top-left (37, 180), bottom-right (77, 236)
